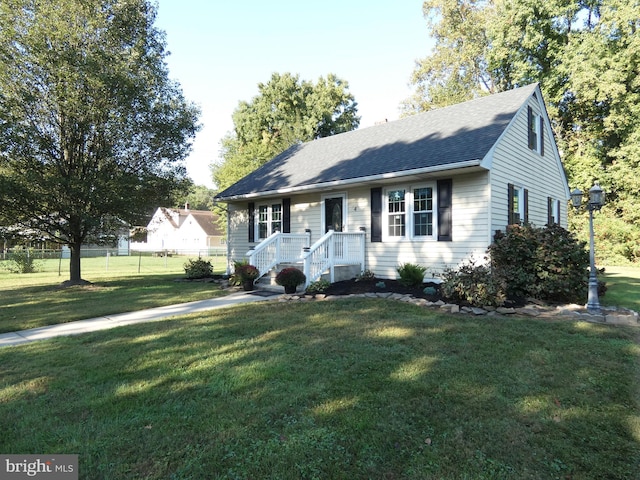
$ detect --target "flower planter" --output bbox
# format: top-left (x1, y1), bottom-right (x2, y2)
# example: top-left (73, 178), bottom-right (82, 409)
top-left (242, 280), bottom-right (254, 291)
top-left (275, 267), bottom-right (306, 295)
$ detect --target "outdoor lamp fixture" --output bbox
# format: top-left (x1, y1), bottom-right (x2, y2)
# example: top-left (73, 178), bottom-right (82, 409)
top-left (570, 182), bottom-right (605, 313)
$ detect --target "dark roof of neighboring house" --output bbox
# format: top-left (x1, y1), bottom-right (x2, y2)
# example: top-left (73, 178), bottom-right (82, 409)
top-left (215, 83), bottom-right (539, 200)
top-left (156, 208), bottom-right (223, 236)
top-left (188, 210), bottom-right (223, 236)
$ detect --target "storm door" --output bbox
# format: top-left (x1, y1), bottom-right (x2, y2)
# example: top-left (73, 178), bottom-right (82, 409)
top-left (324, 196), bottom-right (344, 232)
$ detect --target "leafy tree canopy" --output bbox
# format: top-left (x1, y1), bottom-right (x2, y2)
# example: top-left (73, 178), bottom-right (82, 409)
top-left (212, 72), bottom-right (360, 193)
top-left (0, 0), bottom-right (200, 282)
top-left (179, 183), bottom-right (216, 211)
top-left (406, 0), bottom-right (640, 263)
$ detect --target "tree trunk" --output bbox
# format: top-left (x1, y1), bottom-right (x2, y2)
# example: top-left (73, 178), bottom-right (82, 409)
top-left (69, 241), bottom-right (83, 284)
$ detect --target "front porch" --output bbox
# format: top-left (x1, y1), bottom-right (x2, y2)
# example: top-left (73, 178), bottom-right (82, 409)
top-left (246, 229), bottom-right (366, 289)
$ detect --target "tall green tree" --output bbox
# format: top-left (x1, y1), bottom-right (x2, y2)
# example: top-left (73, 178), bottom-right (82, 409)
top-left (213, 72), bottom-right (360, 192)
top-left (0, 0), bottom-right (200, 283)
top-left (402, 0), bottom-right (497, 114)
top-left (408, 0), bottom-right (640, 263)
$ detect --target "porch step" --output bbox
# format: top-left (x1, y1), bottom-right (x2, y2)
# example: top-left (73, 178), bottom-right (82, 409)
top-left (255, 263), bottom-right (302, 291)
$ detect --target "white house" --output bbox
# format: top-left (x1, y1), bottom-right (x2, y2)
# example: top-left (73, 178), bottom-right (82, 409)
top-left (135, 205), bottom-right (224, 254)
top-left (213, 84), bottom-right (570, 285)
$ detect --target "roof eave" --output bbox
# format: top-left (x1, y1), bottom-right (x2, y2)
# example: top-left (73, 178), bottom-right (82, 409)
top-left (214, 159), bottom-right (484, 202)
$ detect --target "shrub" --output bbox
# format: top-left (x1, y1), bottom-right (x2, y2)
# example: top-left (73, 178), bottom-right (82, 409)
top-left (489, 223), bottom-right (590, 304)
top-left (355, 269), bottom-right (375, 282)
top-left (275, 267), bottom-right (306, 288)
top-left (229, 259), bottom-right (249, 286)
top-left (306, 279), bottom-right (330, 294)
top-left (235, 264), bottom-right (259, 282)
top-left (533, 223), bottom-right (590, 302)
top-left (183, 258), bottom-right (213, 279)
top-left (4, 247), bottom-right (41, 274)
top-left (441, 259), bottom-right (506, 307)
top-left (489, 225), bottom-right (538, 299)
top-left (397, 263), bottom-right (427, 287)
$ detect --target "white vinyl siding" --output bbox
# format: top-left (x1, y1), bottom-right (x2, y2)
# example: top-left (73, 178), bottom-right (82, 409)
top-left (489, 96), bottom-right (568, 235)
top-left (366, 174), bottom-right (488, 279)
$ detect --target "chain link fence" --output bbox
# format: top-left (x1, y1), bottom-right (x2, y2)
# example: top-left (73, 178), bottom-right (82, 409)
top-left (0, 248), bottom-right (228, 277)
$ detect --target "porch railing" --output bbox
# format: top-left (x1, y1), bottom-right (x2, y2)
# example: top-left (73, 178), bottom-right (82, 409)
top-left (247, 231), bottom-right (311, 280)
top-left (302, 230), bottom-right (366, 286)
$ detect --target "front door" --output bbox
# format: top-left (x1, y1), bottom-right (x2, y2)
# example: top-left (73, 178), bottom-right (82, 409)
top-left (324, 196), bottom-right (344, 232)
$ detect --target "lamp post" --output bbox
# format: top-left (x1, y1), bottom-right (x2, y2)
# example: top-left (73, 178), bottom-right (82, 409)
top-left (570, 182), bottom-right (605, 313)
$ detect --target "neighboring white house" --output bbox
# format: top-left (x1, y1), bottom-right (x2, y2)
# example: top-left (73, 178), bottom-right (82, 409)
top-left (132, 205), bottom-right (224, 254)
top-left (213, 84), bottom-right (571, 285)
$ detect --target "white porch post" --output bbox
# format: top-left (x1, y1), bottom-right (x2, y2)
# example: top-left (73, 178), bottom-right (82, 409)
top-left (359, 227), bottom-right (366, 274)
top-left (274, 229), bottom-right (281, 264)
top-left (328, 228), bottom-right (335, 283)
top-left (303, 247), bottom-right (311, 287)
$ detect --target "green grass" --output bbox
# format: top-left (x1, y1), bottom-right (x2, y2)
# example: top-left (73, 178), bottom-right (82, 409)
top-left (3, 262), bottom-right (638, 335)
top-left (1, 252), bottom-right (227, 279)
top-left (1, 299), bottom-right (638, 479)
top-left (0, 255), bottom-right (228, 333)
top-left (602, 266), bottom-right (640, 312)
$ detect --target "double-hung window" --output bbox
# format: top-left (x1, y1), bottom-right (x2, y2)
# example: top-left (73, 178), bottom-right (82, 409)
top-left (512, 187), bottom-right (523, 225)
top-left (528, 105), bottom-right (544, 154)
top-left (508, 183), bottom-right (528, 225)
top-left (257, 203), bottom-right (282, 239)
top-left (385, 185), bottom-right (435, 240)
top-left (413, 187), bottom-right (433, 236)
top-left (548, 197), bottom-right (560, 225)
top-left (387, 189), bottom-right (406, 237)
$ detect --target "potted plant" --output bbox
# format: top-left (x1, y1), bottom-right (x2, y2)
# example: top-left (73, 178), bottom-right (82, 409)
top-left (275, 267), bottom-right (306, 294)
top-left (235, 264), bottom-right (260, 291)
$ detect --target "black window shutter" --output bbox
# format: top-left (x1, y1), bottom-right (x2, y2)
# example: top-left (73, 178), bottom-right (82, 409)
top-left (547, 197), bottom-right (553, 225)
top-left (539, 116), bottom-right (545, 156)
top-left (556, 199), bottom-right (561, 225)
top-left (524, 189), bottom-right (529, 224)
top-left (282, 198), bottom-right (291, 233)
top-left (527, 106), bottom-right (534, 150)
top-left (248, 202), bottom-right (255, 242)
top-left (507, 183), bottom-right (515, 225)
top-left (437, 179), bottom-right (452, 241)
top-left (370, 187), bottom-right (382, 243)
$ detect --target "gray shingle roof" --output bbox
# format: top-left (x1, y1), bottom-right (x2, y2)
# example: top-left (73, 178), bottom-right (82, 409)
top-left (215, 84), bottom-right (538, 200)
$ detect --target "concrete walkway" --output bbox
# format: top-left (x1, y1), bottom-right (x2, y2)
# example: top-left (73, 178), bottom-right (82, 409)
top-left (0, 290), bottom-right (279, 348)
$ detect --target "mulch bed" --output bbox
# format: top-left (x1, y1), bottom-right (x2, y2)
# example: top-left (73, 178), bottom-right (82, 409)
top-left (322, 277), bottom-right (442, 303)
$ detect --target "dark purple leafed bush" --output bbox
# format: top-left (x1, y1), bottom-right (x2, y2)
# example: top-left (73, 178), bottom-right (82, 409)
top-left (489, 223), bottom-right (591, 304)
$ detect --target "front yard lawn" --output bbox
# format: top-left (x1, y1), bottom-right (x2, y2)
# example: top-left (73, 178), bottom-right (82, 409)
top-left (0, 273), bottom-right (226, 333)
top-left (1, 299), bottom-right (638, 479)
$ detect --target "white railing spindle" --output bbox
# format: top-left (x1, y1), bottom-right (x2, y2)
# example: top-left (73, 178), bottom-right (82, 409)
top-left (247, 231), bottom-right (311, 280)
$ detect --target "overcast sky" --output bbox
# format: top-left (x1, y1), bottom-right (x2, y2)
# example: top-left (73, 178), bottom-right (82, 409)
top-left (155, 0), bottom-right (433, 188)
